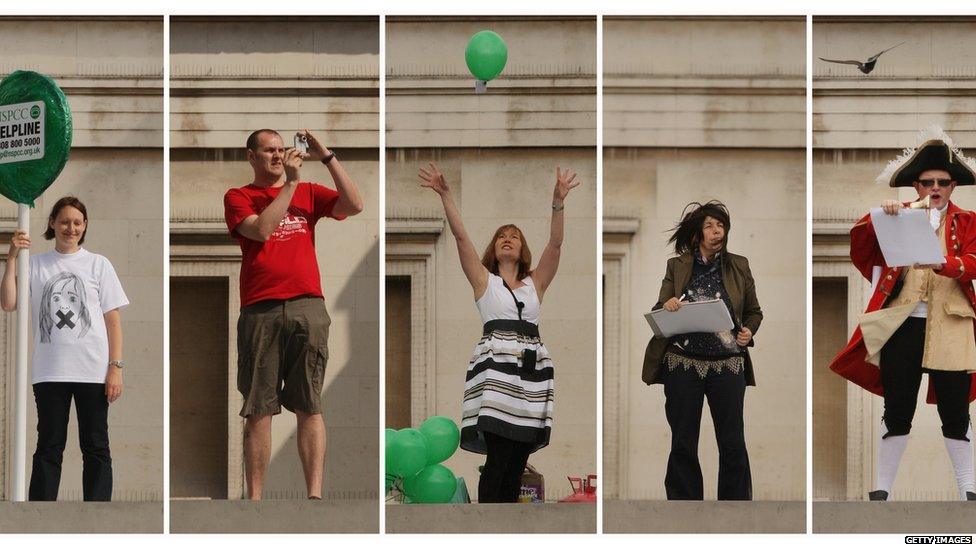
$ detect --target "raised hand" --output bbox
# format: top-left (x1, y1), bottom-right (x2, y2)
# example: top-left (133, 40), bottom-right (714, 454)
top-left (301, 128), bottom-right (330, 160)
top-left (554, 166), bottom-right (581, 202)
top-left (419, 162), bottom-right (450, 196)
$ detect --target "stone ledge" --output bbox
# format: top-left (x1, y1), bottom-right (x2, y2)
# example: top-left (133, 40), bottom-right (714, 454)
top-left (603, 217), bottom-right (640, 236)
top-left (385, 218), bottom-right (444, 237)
top-left (603, 500), bottom-right (806, 533)
top-left (385, 502), bottom-right (596, 533)
top-left (170, 499), bottom-right (378, 533)
top-left (0, 502), bottom-right (162, 533)
top-left (814, 501), bottom-right (976, 534)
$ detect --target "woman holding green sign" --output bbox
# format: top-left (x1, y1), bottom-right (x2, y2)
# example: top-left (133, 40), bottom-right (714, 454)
top-left (2, 196), bottom-right (129, 501)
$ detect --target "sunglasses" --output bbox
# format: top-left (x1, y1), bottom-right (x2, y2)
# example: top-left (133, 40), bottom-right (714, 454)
top-left (917, 178), bottom-right (954, 188)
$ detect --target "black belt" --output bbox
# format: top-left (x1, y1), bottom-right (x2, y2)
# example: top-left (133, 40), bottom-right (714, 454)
top-left (482, 319), bottom-right (540, 338)
top-left (241, 294), bottom-right (323, 314)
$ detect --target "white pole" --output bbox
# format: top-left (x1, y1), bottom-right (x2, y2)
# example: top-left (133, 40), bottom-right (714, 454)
top-left (12, 203), bottom-right (28, 501)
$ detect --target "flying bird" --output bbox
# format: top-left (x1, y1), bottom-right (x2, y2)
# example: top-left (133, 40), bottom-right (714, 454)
top-left (819, 42), bottom-right (905, 74)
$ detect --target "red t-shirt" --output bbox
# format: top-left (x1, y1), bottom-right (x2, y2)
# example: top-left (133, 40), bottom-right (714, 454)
top-left (224, 182), bottom-right (346, 306)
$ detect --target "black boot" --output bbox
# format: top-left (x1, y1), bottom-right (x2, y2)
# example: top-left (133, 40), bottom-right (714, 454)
top-left (868, 490), bottom-right (888, 501)
top-left (967, 491), bottom-right (975, 501)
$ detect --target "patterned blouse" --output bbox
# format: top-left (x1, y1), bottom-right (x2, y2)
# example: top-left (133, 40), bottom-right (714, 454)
top-left (665, 250), bottom-right (745, 377)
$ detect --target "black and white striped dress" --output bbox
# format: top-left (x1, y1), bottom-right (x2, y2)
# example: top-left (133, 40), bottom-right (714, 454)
top-left (460, 272), bottom-right (554, 454)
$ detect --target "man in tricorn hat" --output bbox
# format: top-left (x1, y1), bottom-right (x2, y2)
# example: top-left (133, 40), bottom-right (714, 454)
top-left (829, 127), bottom-right (976, 501)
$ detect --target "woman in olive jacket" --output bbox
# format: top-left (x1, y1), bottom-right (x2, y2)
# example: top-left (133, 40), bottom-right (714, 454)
top-left (642, 200), bottom-right (762, 501)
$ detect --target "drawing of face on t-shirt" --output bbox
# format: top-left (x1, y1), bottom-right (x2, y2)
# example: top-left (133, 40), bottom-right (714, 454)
top-left (270, 206), bottom-right (310, 242)
top-left (39, 271), bottom-right (92, 344)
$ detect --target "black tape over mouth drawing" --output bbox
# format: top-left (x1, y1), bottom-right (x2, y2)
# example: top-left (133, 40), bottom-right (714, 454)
top-left (55, 309), bottom-right (75, 329)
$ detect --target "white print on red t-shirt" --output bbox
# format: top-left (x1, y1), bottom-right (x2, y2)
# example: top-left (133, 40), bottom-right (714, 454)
top-left (270, 209), bottom-right (309, 242)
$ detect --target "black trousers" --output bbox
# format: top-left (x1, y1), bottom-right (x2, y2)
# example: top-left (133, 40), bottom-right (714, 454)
top-left (880, 317), bottom-right (972, 441)
top-left (478, 431), bottom-right (533, 503)
top-left (664, 365), bottom-right (752, 500)
top-left (29, 382), bottom-right (112, 501)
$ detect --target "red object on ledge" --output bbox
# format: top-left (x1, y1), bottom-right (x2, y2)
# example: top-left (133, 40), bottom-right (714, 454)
top-left (559, 474), bottom-right (597, 503)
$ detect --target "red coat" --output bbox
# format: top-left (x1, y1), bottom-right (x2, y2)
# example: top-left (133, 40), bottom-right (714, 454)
top-left (828, 201), bottom-right (976, 404)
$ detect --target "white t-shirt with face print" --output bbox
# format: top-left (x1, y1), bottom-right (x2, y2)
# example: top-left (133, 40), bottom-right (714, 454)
top-left (29, 248), bottom-right (129, 384)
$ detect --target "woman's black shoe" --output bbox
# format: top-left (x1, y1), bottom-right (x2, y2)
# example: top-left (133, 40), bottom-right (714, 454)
top-left (868, 490), bottom-right (889, 501)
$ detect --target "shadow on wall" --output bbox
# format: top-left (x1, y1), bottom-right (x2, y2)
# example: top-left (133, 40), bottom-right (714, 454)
top-left (263, 239), bottom-right (379, 500)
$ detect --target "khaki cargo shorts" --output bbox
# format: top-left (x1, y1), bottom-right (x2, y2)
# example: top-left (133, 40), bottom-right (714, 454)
top-left (236, 296), bottom-right (331, 417)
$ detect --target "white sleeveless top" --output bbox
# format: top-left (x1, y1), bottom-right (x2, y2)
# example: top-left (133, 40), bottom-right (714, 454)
top-left (475, 272), bottom-right (541, 324)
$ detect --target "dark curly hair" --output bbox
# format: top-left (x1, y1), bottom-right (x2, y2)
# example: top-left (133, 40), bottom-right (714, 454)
top-left (666, 200), bottom-right (731, 256)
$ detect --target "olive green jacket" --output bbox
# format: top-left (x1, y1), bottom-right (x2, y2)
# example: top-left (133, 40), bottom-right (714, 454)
top-left (641, 251), bottom-right (763, 386)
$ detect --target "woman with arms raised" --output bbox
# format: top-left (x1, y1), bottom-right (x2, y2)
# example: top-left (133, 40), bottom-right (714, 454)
top-left (419, 162), bottom-right (580, 503)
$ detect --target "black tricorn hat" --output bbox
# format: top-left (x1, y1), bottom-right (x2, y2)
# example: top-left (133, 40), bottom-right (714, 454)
top-left (877, 127), bottom-right (976, 187)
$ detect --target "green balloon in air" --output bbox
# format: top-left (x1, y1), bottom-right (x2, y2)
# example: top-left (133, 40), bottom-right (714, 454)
top-left (0, 71), bottom-right (72, 206)
top-left (411, 464), bottom-right (458, 504)
top-left (465, 30), bottom-right (508, 81)
top-left (419, 415), bottom-right (460, 465)
top-left (388, 428), bottom-right (428, 478)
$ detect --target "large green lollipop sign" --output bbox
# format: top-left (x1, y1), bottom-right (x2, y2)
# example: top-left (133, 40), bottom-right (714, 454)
top-left (0, 70), bottom-right (72, 206)
top-left (0, 70), bottom-right (71, 502)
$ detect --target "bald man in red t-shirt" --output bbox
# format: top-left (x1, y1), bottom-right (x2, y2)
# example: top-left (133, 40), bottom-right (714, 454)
top-left (224, 128), bottom-right (363, 500)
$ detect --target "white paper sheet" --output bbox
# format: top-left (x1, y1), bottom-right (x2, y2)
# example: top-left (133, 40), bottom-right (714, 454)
top-left (644, 299), bottom-right (735, 338)
top-left (869, 207), bottom-right (945, 267)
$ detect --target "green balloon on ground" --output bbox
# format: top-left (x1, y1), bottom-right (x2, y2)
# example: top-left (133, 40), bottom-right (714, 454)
top-left (388, 428), bottom-right (428, 478)
top-left (402, 472), bottom-right (419, 498)
top-left (419, 416), bottom-right (460, 465)
top-left (412, 464), bottom-right (458, 504)
top-left (384, 428), bottom-right (397, 475)
top-left (465, 30), bottom-right (508, 81)
top-left (0, 71), bottom-right (72, 206)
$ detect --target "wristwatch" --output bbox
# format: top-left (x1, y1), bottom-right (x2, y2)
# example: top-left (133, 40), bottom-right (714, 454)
top-left (552, 202), bottom-right (565, 212)
top-left (109, 360), bottom-right (125, 369)
top-left (321, 151), bottom-right (337, 165)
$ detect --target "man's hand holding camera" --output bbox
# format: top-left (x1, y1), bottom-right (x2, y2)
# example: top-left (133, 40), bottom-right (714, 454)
top-left (283, 147), bottom-right (305, 185)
